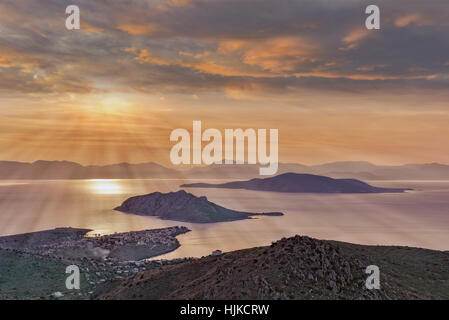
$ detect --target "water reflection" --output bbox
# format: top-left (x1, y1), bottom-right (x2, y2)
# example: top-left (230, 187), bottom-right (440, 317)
top-left (0, 179), bottom-right (448, 258)
top-left (88, 179), bottom-right (123, 194)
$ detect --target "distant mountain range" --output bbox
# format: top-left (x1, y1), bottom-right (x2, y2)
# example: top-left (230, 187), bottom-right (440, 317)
top-left (114, 190), bottom-right (283, 223)
top-left (183, 161), bottom-right (449, 180)
top-left (181, 173), bottom-right (409, 193)
top-left (1, 160), bottom-right (449, 180)
top-left (0, 160), bottom-right (178, 179)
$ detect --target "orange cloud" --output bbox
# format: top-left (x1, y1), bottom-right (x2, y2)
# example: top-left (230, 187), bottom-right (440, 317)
top-left (127, 47), bottom-right (251, 76)
top-left (0, 48), bottom-right (40, 68)
top-left (178, 50), bottom-right (211, 59)
top-left (356, 64), bottom-right (388, 72)
top-left (343, 29), bottom-right (370, 44)
top-left (395, 14), bottom-right (434, 27)
top-left (190, 61), bottom-right (245, 76)
top-left (82, 23), bottom-right (104, 34)
top-left (0, 57), bottom-right (14, 67)
top-left (218, 40), bottom-right (247, 53)
top-left (118, 24), bottom-right (160, 35)
top-left (339, 28), bottom-right (371, 51)
top-left (242, 37), bottom-right (318, 72)
top-left (125, 48), bottom-right (170, 66)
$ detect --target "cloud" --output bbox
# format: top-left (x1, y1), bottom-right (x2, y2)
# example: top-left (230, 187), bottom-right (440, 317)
top-left (0, 47), bottom-right (40, 69)
top-left (117, 24), bottom-right (160, 35)
top-left (0, 57), bottom-right (15, 68)
top-left (218, 40), bottom-right (246, 53)
top-left (241, 37), bottom-right (318, 72)
top-left (157, 0), bottom-right (192, 11)
top-left (1, 0), bottom-right (449, 167)
top-left (189, 61), bottom-right (245, 76)
top-left (82, 23), bottom-right (104, 34)
top-left (0, 0), bottom-right (447, 98)
top-left (343, 29), bottom-right (371, 44)
top-left (395, 14), bottom-right (436, 28)
top-left (126, 47), bottom-right (171, 66)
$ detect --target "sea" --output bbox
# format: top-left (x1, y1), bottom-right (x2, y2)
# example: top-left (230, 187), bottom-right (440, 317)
top-left (0, 179), bottom-right (448, 259)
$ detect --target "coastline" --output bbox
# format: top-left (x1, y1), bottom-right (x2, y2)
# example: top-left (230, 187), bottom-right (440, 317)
top-left (0, 227), bottom-right (194, 300)
top-left (1, 226), bottom-right (449, 300)
top-left (0, 226), bottom-right (191, 261)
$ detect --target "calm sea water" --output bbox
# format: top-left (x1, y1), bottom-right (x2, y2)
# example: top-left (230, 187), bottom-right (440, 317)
top-left (0, 179), bottom-right (448, 258)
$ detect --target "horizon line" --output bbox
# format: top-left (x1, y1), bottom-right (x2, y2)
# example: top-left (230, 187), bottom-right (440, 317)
top-left (0, 159), bottom-right (448, 168)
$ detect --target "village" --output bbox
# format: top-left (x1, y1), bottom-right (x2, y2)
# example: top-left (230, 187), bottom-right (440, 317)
top-left (35, 226), bottom-right (191, 258)
top-left (0, 226), bottom-right (193, 298)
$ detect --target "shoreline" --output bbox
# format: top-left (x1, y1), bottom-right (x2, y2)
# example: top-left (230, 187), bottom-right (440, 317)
top-left (0, 226), bottom-right (191, 261)
top-left (0, 227), bottom-right (194, 299)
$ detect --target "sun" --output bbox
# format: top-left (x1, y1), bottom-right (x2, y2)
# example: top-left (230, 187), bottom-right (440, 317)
top-left (97, 94), bottom-right (131, 114)
top-left (77, 93), bottom-right (133, 115)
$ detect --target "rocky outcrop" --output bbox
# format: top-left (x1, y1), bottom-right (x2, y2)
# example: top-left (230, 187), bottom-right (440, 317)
top-left (115, 190), bottom-right (283, 223)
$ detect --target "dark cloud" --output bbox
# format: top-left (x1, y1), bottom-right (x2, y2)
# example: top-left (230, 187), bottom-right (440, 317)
top-left (0, 0), bottom-right (448, 97)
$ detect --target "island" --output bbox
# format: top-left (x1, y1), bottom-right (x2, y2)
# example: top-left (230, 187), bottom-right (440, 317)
top-left (114, 190), bottom-right (284, 223)
top-left (180, 172), bottom-right (411, 193)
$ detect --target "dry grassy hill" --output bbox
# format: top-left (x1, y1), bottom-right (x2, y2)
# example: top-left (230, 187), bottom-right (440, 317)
top-left (100, 235), bottom-right (449, 300)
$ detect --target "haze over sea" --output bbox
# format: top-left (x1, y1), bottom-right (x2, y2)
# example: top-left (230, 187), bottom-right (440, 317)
top-left (0, 179), bottom-right (448, 258)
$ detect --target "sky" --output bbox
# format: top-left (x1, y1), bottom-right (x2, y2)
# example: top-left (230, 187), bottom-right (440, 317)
top-left (0, 0), bottom-right (448, 166)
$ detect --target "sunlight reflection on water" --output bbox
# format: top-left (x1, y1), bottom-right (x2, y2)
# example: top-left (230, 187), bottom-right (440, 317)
top-left (0, 179), bottom-right (448, 258)
top-left (88, 179), bottom-right (123, 194)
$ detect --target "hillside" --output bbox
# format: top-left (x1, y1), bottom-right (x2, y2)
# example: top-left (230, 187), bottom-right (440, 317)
top-left (181, 173), bottom-right (410, 193)
top-left (0, 228), bottom-right (91, 250)
top-left (0, 248), bottom-right (91, 300)
top-left (100, 235), bottom-right (449, 300)
top-left (114, 190), bottom-right (283, 223)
